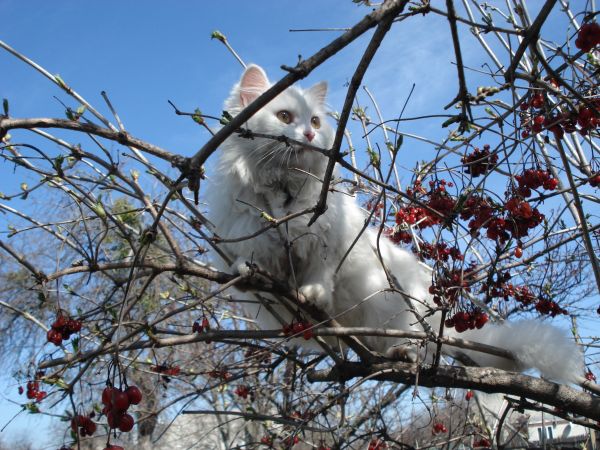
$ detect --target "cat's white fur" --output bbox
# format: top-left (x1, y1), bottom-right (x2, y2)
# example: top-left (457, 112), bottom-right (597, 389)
top-left (206, 65), bottom-right (583, 382)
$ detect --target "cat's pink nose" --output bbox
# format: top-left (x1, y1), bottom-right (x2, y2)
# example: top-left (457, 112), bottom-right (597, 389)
top-left (304, 130), bottom-right (315, 142)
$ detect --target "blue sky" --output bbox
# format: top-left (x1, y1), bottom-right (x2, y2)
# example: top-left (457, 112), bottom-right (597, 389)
top-left (1, 0), bottom-right (593, 447)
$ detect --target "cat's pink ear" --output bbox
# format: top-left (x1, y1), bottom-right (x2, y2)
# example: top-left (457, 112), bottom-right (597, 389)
top-left (239, 65), bottom-right (270, 107)
top-left (307, 81), bottom-right (328, 104)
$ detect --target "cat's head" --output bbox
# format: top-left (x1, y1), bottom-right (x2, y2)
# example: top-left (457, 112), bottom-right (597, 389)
top-left (222, 65), bottom-right (333, 186)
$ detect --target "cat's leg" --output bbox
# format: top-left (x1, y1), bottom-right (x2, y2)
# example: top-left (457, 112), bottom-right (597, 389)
top-left (298, 265), bottom-right (335, 312)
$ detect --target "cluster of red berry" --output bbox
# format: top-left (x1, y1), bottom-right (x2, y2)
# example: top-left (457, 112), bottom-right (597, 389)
top-left (234, 384), bottom-right (250, 399)
top-left (521, 96), bottom-right (600, 139)
top-left (395, 205), bottom-right (434, 228)
top-left (192, 316), bottom-right (212, 343)
top-left (282, 320), bottom-right (314, 340)
top-left (260, 435), bottom-right (273, 446)
top-left (46, 312), bottom-right (82, 346)
top-left (386, 228), bottom-right (412, 244)
top-left (481, 270), bottom-right (512, 300)
top-left (70, 413), bottom-right (96, 437)
top-left (20, 379), bottom-right (46, 402)
top-left (283, 435), bottom-right (300, 448)
top-left (504, 197), bottom-right (545, 239)
top-left (101, 385), bottom-right (142, 433)
top-left (444, 310), bottom-right (489, 333)
top-left (575, 22), bottom-right (600, 52)
top-left (460, 193), bottom-right (547, 245)
top-left (365, 200), bottom-right (384, 216)
top-left (367, 438), bottom-right (387, 450)
top-left (585, 370), bottom-right (597, 382)
top-left (417, 241), bottom-right (463, 262)
top-left (150, 364), bottom-right (181, 377)
top-left (473, 437), bottom-right (492, 448)
top-left (208, 369), bottom-right (232, 380)
top-left (432, 422), bottom-right (448, 434)
top-left (192, 316), bottom-right (210, 333)
top-left (535, 297), bottom-right (568, 316)
top-left (515, 169), bottom-right (558, 197)
top-left (429, 269), bottom-right (471, 306)
top-left (574, 104), bottom-right (600, 134)
top-left (509, 286), bottom-right (567, 317)
top-left (519, 92), bottom-right (546, 138)
top-left (396, 180), bottom-right (456, 230)
top-left (461, 145), bottom-right (498, 177)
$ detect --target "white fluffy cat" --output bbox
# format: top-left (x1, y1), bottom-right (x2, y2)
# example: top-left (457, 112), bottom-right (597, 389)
top-left (206, 64), bottom-right (583, 383)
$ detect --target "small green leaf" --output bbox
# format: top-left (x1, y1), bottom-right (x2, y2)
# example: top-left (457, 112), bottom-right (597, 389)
top-left (91, 201), bottom-right (106, 218)
top-left (394, 135), bottom-right (404, 153)
top-left (367, 147), bottom-right (379, 168)
top-left (220, 110), bottom-right (233, 125)
top-left (24, 403), bottom-right (40, 414)
top-left (485, 107), bottom-right (498, 118)
top-left (192, 108), bottom-right (204, 125)
top-left (54, 74), bottom-right (68, 90)
top-left (211, 30), bottom-right (226, 42)
top-left (260, 211), bottom-right (276, 223)
top-left (442, 115), bottom-right (462, 128)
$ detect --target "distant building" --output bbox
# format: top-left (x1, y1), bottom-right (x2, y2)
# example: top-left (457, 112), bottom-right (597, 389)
top-left (504, 410), bottom-right (598, 450)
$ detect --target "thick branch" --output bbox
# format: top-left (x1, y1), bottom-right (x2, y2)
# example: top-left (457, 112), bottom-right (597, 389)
top-left (308, 361), bottom-right (600, 421)
top-left (0, 117), bottom-right (179, 162)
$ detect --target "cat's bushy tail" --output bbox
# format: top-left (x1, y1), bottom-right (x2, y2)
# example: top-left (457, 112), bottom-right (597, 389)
top-left (447, 319), bottom-right (584, 383)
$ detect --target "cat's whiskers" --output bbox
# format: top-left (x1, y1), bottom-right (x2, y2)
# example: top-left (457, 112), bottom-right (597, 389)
top-left (256, 143), bottom-right (285, 169)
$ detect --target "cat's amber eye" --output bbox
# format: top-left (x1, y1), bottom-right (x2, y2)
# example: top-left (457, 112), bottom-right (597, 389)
top-left (311, 116), bottom-right (321, 129)
top-left (276, 110), bottom-right (293, 124)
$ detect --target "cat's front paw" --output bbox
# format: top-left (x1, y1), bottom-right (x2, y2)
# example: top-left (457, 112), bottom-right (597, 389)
top-left (298, 283), bottom-right (330, 309)
top-left (237, 262), bottom-right (253, 278)
top-left (385, 345), bottom-right (417, 362)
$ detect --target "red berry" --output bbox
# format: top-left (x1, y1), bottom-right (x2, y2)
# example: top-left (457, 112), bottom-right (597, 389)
top-left (83, 418), bottom-right (97, 436)
top-left (67, 319), bottom-right (82, 332)
top-left (531, 94), bottom-right (544, 108)
top-left (118, 413), bottom-right (134, 432)
top-left (102, 386), bottom-right (115, 405)
top-left (112, 390), bottom-right (130, 411)
top-left (292, 321), bottom-right (304, 334)
top-left (514, 247), bottom-right (523, 258)
top-left (107, 410), bottom-right (122, 429)
top-left (201, 316), bottom-right (210, 330)
top-left (192, 321), bottom-right (201, 333)
top-left (52, 314), bottom-right (67, 330)
top-left (585, 370), bottom-right (597, 382)
top-left (465, 390), bottom-right (474, 401)
top-left (125, 386), bottom-right (142, 405)
top-left (47, 329), bottom-right (63, 346)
